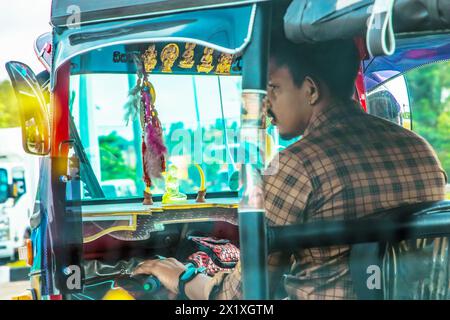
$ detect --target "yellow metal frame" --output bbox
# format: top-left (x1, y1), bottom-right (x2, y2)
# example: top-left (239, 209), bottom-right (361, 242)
top-left (83, 215), bottom-right (138, 243)
top-left (161, 203), bottom-right (238, 210)
top-left (81, 201), bottom-right (238, 243)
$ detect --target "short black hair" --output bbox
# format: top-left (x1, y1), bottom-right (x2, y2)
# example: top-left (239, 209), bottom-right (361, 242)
top-left (270, 36), bottom-right (361, 100)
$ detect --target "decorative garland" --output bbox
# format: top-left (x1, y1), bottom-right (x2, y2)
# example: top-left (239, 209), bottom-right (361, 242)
top-left (125, 54), bottom-right (167, 205)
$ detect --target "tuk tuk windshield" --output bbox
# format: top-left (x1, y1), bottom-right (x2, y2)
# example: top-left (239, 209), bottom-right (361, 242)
top-left (69, 73), bottom-right (243, 200)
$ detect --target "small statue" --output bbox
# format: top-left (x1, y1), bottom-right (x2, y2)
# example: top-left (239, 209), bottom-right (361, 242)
top-left (142, 45), bottom-right (158, 73)
top-left (162, 164), bottom-right (187, 204)
top-left (215, 53), bottom-right (233, 75)
top-left (179, 43), bottom-right (197, 69)
top-left (161, 43), bottom-right (180, 73)
top-left (197, 47), bottom-right (215, 73)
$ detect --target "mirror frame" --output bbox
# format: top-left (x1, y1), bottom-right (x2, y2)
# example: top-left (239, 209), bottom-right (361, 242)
top-left (5, 61), bottom-right (51, 156)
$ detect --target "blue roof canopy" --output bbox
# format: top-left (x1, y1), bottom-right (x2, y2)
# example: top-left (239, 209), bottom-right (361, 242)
top-left (363, 33), bottom-right (450, 92)
top-left (52, 4), bottom-right (255, 87)
top-left (51, 0), bottom-right (267, 26)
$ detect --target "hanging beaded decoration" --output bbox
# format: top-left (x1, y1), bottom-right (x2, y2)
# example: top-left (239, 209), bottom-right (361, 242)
top-left (125, 54), bottom-right (167, 205)
top-left (141, 76), bottom-right (166, 205)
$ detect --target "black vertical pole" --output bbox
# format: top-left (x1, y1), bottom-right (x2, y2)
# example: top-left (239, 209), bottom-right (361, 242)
top-left (239, 205), bottom-right (269, 299)
top-left (240, 1), bottom-right (272, 300)
top-left (242, 2), bottom-right (272, 90)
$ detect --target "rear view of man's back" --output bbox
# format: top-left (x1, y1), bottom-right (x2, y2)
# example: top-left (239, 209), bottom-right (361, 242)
top-left (295, 101), bottom-right (447, 221)
top-left (262, 38), bottom-right (447, 300)
top-left (273, 100), bottom-right (447, 300)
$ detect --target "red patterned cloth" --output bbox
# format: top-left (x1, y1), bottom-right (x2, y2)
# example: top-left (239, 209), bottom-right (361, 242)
top-left (187, 237), bottom-right (240, 276)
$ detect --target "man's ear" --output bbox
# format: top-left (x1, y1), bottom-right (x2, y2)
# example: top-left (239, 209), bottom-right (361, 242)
top-left (304, 76), bottom-right (320, 105)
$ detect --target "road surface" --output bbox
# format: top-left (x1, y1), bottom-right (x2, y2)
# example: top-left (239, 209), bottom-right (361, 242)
top-left (0, 281), bottom-right (29, 300)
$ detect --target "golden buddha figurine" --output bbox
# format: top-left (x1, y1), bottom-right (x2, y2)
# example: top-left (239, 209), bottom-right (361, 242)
top-left (197, 47), bottom-right (215, 73)
top-left (215, 53), bottom-right (233, 75)
top-left (142, 44), bottom-right (158, 73)
top-left (179, 43), bottom-right (197, 69)
top-left (161, 43), bottom-right (180, 73)
top-left (162, 164), bottom-right (187, 204)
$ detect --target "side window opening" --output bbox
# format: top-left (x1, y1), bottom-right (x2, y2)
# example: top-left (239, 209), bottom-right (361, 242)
top-left (406, 61), bottom-right (450, 197)
top-left (366, 61), bottom-right (450, 198)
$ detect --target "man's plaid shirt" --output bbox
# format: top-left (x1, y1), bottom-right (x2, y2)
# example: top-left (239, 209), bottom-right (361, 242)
top-left (203, 101), bottom-right (447, 300)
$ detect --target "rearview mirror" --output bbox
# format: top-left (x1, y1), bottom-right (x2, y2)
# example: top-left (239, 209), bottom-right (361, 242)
top-left (0, 169), bottom-right (8, 203)
top-left (366, 75), bottom-right (411, 130)
top-left (5, 61), bottom-right (51, 155)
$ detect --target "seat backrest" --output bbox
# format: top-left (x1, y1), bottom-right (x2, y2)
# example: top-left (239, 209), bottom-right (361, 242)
top-left (382, 236), bottom-right (450, 300)
top-left (350, 238), bottom-right (450, 300)
top-left (350, 201), bottom-right (450, 300)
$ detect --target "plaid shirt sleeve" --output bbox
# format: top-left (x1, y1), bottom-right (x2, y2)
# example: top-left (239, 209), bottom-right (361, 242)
top-left (204, 150), bottom-right (313, 300)
top-left (264, 149), bottom-right (313, 225)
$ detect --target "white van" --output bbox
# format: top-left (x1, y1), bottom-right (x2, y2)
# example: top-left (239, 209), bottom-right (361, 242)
top-left (0, 128), bottom-right (39, 262)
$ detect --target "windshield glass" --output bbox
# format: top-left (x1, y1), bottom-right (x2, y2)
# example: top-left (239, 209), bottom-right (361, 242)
top-left (69, 73), bottom-right (243, 200)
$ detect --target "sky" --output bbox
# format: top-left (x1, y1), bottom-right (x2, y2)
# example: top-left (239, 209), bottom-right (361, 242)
top-left (0, 0), bottom-right (52, 81)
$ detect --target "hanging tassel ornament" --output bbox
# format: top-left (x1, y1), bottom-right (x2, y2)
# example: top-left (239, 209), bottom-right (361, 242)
top-left (124, 53), bottom-right (167, 205)
top-left (141, 76), bottom-right (167, 205)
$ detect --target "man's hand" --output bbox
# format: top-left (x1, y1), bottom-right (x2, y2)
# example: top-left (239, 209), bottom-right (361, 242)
top-left (132, 258), bottom-right (185, 295)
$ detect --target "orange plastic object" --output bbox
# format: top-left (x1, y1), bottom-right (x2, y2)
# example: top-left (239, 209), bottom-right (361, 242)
top-left (26, 239), bottom-right (33, 266)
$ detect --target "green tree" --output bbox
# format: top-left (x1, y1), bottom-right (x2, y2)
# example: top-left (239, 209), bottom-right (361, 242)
top-left (0, 80), bottom-right (20, 128)
top-left (98, 131), bottom-right (135, 181)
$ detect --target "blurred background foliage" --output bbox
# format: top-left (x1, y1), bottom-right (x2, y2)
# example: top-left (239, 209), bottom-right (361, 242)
top-left (407, 61), bottom-right (450, 177)
top-left (0, 80), bottom-right (19, 128)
